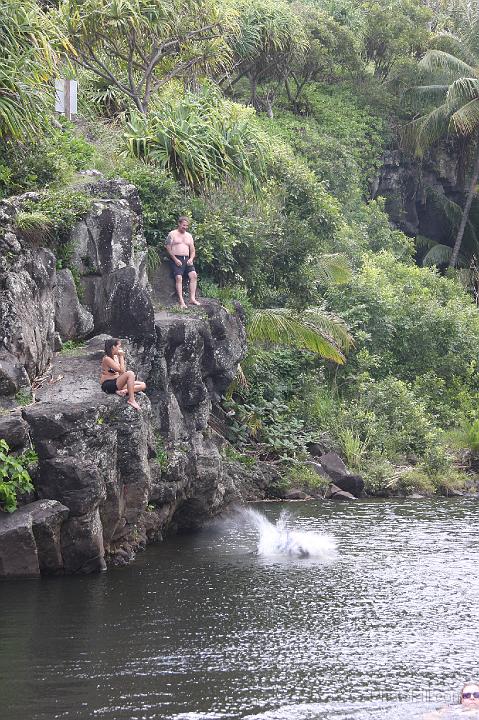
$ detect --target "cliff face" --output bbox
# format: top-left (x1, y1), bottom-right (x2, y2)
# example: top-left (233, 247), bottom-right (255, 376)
top-left (374, 145), bottom-right (466, 240)
top-left (0, 180), bottom-right (246, 576)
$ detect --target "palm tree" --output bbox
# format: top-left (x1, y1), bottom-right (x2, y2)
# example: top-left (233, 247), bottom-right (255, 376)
top-left (405, 29), bottom-right (479, 267)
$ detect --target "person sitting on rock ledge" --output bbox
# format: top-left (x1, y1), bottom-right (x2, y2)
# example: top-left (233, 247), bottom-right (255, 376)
top-left (100, 338), bottom-right (145, 411)
top-left (165, 216), bottom-right (201, 309)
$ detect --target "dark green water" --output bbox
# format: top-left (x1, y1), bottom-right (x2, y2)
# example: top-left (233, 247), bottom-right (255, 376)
top-left (1, 499), bottom-right (478, 720)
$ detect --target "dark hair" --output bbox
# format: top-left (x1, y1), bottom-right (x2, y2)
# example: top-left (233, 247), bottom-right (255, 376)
top-left (104, 337), bottom-right (120, 358)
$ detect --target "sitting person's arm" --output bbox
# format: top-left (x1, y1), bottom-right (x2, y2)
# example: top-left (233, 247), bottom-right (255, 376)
top-left (103, 355), bottom-right (121, 374)
top-left (116, 347), bottom-right (126, 373)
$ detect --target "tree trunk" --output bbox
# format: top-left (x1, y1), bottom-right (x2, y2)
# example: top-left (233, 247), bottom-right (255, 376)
top-left (449, 143), bottom-right (479, 268)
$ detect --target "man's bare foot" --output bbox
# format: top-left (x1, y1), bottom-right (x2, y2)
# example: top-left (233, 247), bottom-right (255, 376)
top-left (179, 302), bottom-right (187, 309)
top-left (127, 399), bottom-right (141, 411)
top-left (116, 389), bottom-right (128, 397)
top-left (189, 299), bottom-right (201, 306)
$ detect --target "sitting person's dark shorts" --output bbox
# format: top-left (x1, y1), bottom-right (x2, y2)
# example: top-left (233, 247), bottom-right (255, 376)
top-left (101, 379), bottom-right (118, 394)
top-left (170, 255), bottom-right (196, 276)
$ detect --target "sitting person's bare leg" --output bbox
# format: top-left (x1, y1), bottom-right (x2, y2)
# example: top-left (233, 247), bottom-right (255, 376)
top-left (116, 370), bottom-right (141, 410)
top-left (188, 270), bottom-right (201, 305)
top-left (134, 381), bottom-right (146, 392)
top-left (175, 275), bottom-right (187, 309)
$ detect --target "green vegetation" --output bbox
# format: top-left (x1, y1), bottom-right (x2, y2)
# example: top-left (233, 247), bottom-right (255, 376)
top-left (0, 440), bottom-right (34, 513)
top-left (15, 390), bottom-right (33, 407)
top-left (3, 0), bottom-right (479, 497)
top-left (60, 339), bottom-right (86, 355)
top-left (154, 433), bottom-right (169, 470)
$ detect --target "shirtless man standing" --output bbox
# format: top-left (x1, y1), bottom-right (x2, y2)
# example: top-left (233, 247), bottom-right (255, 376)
top-left (165, 216), bottom-right (201, 309)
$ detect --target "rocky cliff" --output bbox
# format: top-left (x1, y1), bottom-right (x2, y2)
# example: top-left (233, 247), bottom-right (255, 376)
top-left (0, 180), bottom-right (246, 576)
top-left (374, 143), bottom-right (467, 241)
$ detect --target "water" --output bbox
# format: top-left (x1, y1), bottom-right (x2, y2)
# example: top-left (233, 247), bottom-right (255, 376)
top-left (1, 498), bottom-right (479, 720)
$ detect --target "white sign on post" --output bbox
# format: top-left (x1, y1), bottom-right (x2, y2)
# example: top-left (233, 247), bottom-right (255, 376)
top-left (55, 79), bottom-right (78, 119)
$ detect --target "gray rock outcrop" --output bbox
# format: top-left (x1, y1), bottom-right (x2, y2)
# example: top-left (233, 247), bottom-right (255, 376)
top-left (374, 145), bottom-right (468, 242)
top-left (0, 179), bottom-right (154, 400)
top-left (0, 179), bottom-right (247, 576)
top-left (70, 180), bottom-right (154, 339)
top-left (54, 268), bottom-right (94, 341)
top-left (0, 499), bottom-right (68, 576)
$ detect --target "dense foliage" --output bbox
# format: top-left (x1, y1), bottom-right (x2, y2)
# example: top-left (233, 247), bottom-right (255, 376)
top-left (3, 0), bottom-right (479, 499)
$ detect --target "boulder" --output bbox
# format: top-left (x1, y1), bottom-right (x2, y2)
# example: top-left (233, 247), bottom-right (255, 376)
top-left (0, 508), bottom-right (39, 576)
top-left (29, 499), bottom-right (69, 574)
top-left (0, 350), bottom-right (30, 396)
top-left (317, 452), bottom-right (364, 498)
top-left (0, 244), bottom-right (56, 382)
top-left (285, 489), bottom-right (311, 500)
top-left (81, 266), bottom-right (155, 338)
top-left (150, 260), bottom-right (178, 309)
top-left (35, 457), bottom-right (106, 516)
top-left (66, 181), bottom-right (154, 339)
top-left (54, 268), bottom-right (94, 341)
top-left (326, 484), bottom-right (357, 502)
top-left (0, 178), bottom-right (248, 575)
top-left (61, 508), bottom-right (106, 574)
top-left (335, 474), bottom-right (364, 498)
top-left (0, 412), bottom-right (29, 449)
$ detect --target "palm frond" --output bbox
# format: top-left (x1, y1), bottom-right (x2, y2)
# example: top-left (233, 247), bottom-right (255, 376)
top-left (422, 243), bottom-right (453, 266)
top-left (247, 307), bottom-right (352, 365)
top-left (419, 50), bottom-right (478, 81)
top-left (403, 104), bottom-right (451, 155)
top-left (415, 234), bottom-right (437, 251)
top-left (426, 188), bottom-right (479, 257)
top-left (404, 84), bottom-right (449, 109)
top-left (450, 98), bottom-right (479, 135)
top-left (315, 253), bottom-right (352, 286)
top-left (446, 77), bottom-right (479, 113)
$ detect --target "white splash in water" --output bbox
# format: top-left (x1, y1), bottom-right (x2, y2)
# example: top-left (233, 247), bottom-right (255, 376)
top-left (240, 508), bottom-right (337, 560)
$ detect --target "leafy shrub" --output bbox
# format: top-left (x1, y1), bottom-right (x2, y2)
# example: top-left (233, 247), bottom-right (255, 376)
top-left (326, 251), bottom-right (479, 390)
top-left (0, 126), bottom-right (96, 198)
top-left (123, 87), bottom-right (267, 191)
top-left (199, 280), bottom-right (253, 316)
top-left (447, 419), bottom-right (479, 454)
top-left (222, 444), bottom-right (256, 467)
top-left (14, 211), bottom-right (53, 243)
top-left (0, 440), bottom-right (34, 513)
top-left (154, 432), bottom-right (168, 470)
top-left (226, 397), bottom-right (313, 460)
top-left (115, 160), bottom-right (183, 245)
top-left (21, 189), bottom-right (92, 246)
top-left (286, 462), bottom-right (329, 493)
top-left (60, 340), bottom-right (85, 355)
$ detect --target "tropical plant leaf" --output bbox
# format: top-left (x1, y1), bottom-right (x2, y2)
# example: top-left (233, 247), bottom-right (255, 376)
top-left (419, 50), bottom-right (478, 81)
top-left (446, 77), bottom-right (479, 113)
top-left (422, 243), bottom-right (453, 266)
top-left (450, 98), bottom-right (479, 135)
top-left (315, 253), bottom-right (352, 286)
top-left (247, 307), bottom-right (352, 364)
top-left (425, 187), bottom-right (479, 257)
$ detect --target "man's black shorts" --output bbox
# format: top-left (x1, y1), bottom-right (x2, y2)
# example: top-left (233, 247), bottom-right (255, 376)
top-left (170, 255), bottom-right (196, 277)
